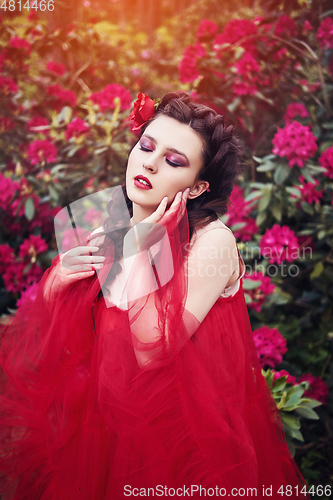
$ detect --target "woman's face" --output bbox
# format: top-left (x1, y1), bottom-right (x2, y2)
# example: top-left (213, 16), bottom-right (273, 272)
top-left (126, 115), bottom-right (207, 211)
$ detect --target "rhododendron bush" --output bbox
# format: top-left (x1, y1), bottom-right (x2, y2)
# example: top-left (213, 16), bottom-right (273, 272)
top-left (0, 0), bottom-right (332, 486)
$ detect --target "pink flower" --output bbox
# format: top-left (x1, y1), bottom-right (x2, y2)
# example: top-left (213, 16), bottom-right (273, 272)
top-left (274, 15), bottom-right (297, 38)
top-left (85, 207), bottom-right (103, 226)
top-left (65, 117), bottom-right (89, 140)
top-left (27, 139), bottom-right (57, 165)
top-left (284, 103), bottom-right (309, 123)
top-left (0, 117), bottom-right (15, 132)
top-left (319, 146), bottom-right (333, 179)
top-left (272, 369), bottom-right (297, 385)
top-left (196, 19), bottom-right (219, 40)
top-left (27, 115), bottom-right (49, 134)
top-left (27, 10), bottom-right (39, 22)
top-left (46, 61), bottom-right (66, 76)
top-left (291, 175), bottom-right (324, 205)
top-left (260, 224), bottom-right (299, 265)
top-left (0, 173), bottom-right (20, 211)
top-left (47, 84), bottom-right (77, 111)
top-left (178, 43), bottom-right (206, 84)
top-left (253, 325), bottom-right (288, 368)
top-left (2, 262), bottom-right (28, 294)
top-left (9, 36), bottom-right (31, 56)
top-left (303, 20), bottom-right (313, 33)
top-left (89, 84), bottom-right (132, 112)
top-left (213, 19), bottom-right (258, 54)
top-left (298, 373), bottom-right (329, 405)
top-left (272, 121), bottom-right (317, 168)
top-left (19, 234), bottom-right (48, 262)
top-left (0, 76), bottom-right (18, 94)
top-left (244, 271), bottom-right (276, 313)
top-left (0, 244), bottom-right (15, 273)
top-left (317, 17), bottom-right (333, 50)
top-left (233, 52), bottom-right (261, 96)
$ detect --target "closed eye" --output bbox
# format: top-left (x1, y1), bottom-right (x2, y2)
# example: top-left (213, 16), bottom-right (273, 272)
top-left (139, 145), bottom-right (152, 152)
top-left (166, 159), bottom-right (181, 167)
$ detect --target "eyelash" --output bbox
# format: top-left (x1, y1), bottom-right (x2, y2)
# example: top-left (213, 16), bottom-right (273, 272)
top-left (139, 145), bottom-right (181, 168)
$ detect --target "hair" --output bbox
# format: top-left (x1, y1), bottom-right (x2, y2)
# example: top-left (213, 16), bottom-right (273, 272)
top-left (90, 91), bottom-right (243, 296)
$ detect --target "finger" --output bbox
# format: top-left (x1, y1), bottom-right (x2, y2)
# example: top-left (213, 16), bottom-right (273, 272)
top-left (67, 246), bottom-right (100, 257)
top-left (66, 270), bottom-right (97, 281)
top-left (146, 196), bottom-right (168, 223)
top-left (70, 256), bottom-right (106, 264)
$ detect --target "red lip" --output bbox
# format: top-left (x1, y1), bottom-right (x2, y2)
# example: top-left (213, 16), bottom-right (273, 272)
top-left (134, 175), bottom-right (152, 188)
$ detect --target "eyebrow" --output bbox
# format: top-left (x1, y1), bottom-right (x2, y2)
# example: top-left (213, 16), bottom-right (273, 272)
top-left (142, 134), bottom-right (190, 164)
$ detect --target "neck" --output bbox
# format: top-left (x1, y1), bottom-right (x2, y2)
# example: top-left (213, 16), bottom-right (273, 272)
top-left (130, 202), bottom-right (155, 227)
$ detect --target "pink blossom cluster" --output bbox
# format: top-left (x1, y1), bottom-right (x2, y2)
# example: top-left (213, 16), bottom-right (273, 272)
top-left (284, 103), bottom-right (309, 123)
top-left (9, 36), bottom-right (31, 56)
top-left (252, 325), bottom-right (288, 368)
top-left (47, 84), bottom-right (77, 111)
top-left (291, 176), bottom-right (324, 205)
top-left (274, 15), bottom-right (297, 38)
top-left (233, 53), bottom-right (265, 96)
top-left (213, 19), bottom-right (258, 54)
top-left (0, 76), bottom-right (18, 94)
top-left (272, 121), bottom-right (317, 168)
top-left (0, 235), bottom-right (47, 294)
top-left (27, 139), bottom-right (57, 166)
top-left (178, 43), bottom-right (206, 84)
top-left (298, 373), bottom-right (329, 405)
top-left (0, 173), bottom-right (60, 234)
top-left (85, 207), bottom-right (103, 226)
top-left (319, 146), bottom-right (333, 179)
top-left (196, 20), bottom-right (218, 40)
top-left (260, 224), bottom-right (299, 265)
top-left (65, 118), bottom-right (90, 141)
top-left (226, 185), bottom-right (259, 242)
top-left (244, 271), bottom-right (276, 313)
top-left (27, 115), bottom-right (50, 135)
top-left (89, 84), bottom-right (132, 112)
top-left (46, 61), bottom-right (66, 76)
top-left (317, 17), bottom-right (333, 49)
top-left (0, 116), bottom-right (16, 132)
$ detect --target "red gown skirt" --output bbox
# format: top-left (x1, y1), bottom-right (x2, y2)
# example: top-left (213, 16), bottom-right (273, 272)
top-left (0, 210), bottom-right (310, 499)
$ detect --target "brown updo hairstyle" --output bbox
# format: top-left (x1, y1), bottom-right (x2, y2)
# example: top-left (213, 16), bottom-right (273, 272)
top-left (90, 91), bottom-right (242, 295)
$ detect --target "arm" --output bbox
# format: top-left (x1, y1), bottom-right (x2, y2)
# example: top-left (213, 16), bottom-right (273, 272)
top-left (125, 227), bottom-right (239, 370)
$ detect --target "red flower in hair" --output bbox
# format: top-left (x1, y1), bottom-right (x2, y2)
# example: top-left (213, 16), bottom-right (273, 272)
top-left (130, 92), bottom-right (155, 131)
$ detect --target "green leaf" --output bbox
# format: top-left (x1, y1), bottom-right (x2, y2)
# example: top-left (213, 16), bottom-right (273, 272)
top-left (256, 211), bottom-right (266, 226)
top-left (310, 261), bottom-right (324, 280)
top-left (258, 190), bottom-right (271, 211)
top-left (301, 168), bottom-right (315, 184)
top-left (244, 190), bottom-right (261, 202)
top-left (24, 197), bottom-right (35, 221)
top-left (286, 187), bottom-right (301, 197)
top-left (284, 384), bottom-right (306, 407)
top-left (271, 201), bottom-right (282, 222)
top-left (49, 185), bottom-right (59, 204)
top-left (272, 376), bottom-right (287, 392)
top-left (281, 412), bottom-right (301, 430)
top-left (295, 406), bottom-right (320, 419)
top-left (257, 162), bottom-right (276, 172)
top-left (242, 279), bottom-right (262, 290)
top-left (274, 163), bottom-right (291, 184)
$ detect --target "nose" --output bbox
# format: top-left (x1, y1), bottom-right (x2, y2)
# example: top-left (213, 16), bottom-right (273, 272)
top-left (143, 152), bottom-right (158, 173)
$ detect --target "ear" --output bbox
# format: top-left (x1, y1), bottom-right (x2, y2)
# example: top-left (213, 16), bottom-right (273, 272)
top-left (187, 180), bottom-right (210, 200)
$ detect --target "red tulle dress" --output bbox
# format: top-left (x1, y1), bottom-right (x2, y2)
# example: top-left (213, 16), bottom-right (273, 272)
top-left (0, 200), bottom-right (310, 500)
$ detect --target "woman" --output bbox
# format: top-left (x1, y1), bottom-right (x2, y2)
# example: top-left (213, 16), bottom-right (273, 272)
top-left (0, 92), bottom-right (310, 499)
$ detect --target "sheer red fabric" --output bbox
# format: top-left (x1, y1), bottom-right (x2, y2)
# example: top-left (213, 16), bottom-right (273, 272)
top-left (0, 201), bottom-right (310, 499)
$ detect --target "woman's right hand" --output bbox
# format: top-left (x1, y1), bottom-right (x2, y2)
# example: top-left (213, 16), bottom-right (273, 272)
top-left (57, 245), bottom-right (105, 287)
